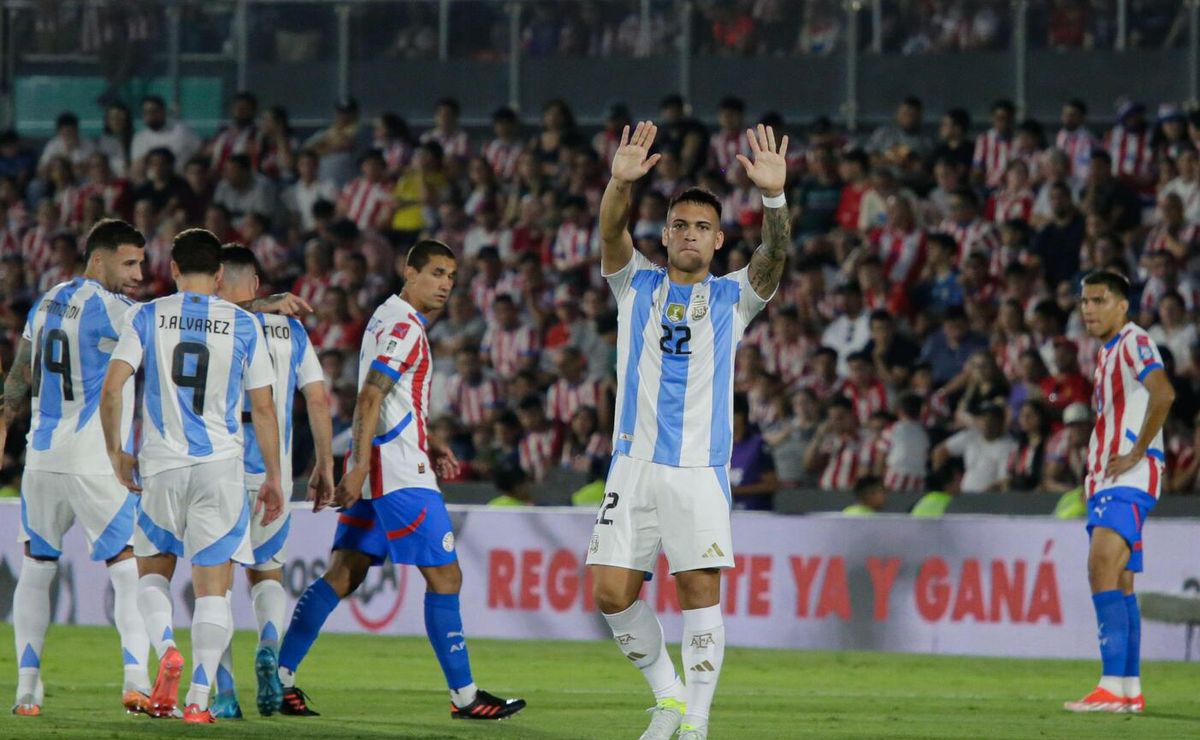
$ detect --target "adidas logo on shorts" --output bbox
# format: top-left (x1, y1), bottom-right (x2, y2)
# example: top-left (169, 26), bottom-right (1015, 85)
top-left (700, 543), bottom-right (725, 559)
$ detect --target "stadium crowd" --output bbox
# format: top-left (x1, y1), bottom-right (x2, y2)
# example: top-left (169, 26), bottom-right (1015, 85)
top-left (4, 83), bottom-right (1200, 512)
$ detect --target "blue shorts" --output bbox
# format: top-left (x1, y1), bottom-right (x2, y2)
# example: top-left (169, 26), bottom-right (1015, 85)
top-left (1087, 487), bottom-right (1153, 573)
top-left (332, 488), bottom-right (457, 568)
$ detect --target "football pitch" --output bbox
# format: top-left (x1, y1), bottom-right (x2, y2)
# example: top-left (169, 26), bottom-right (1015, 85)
top-left (1, 625), bottom-right (1198, 739)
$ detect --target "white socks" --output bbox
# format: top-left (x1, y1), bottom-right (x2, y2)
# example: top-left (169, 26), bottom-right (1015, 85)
top-left (13, 557), bottom-right (56, 703)
top-left (1124, 676), bottom-right (1142, 698)
top-left (251, 579), bottom-right (286, 652)
top-left (137, 574), bottom-right (176, 658)
top-left (602, 600), bottom-right (685, 702)
top-left (216, 589), bottom-right (236, 695)
top-left (681, 604), bottom-right (725, 728)
top-left (107, 558), bottom-right (150, 693)
top-left (450, 682), bottom-right (479, 709)
top-left (185, 595), bottom-right (231, 708)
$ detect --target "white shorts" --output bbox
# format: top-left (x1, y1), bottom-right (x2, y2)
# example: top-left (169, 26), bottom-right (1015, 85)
top-left (135, 458), bottom-right (253, 566)
top-left (19, 471), bottom-right (136, 562)
top-left (585, 455), bottom-right (734, 574)
top-left (244, 481), bottom-right (289, 571)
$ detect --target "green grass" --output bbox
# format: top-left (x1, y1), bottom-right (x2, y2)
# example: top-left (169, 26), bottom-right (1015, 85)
top-left (1, 624), bottom-right (1199, 738)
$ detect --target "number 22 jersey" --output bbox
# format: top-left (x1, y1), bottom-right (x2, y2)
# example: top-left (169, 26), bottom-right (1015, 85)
top-left (112, 292), bottom-right (273, 477)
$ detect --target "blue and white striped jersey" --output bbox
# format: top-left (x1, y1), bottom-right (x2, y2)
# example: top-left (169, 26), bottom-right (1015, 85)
top-left (242, 313), bottom-right (323, 486)
top-left (21, 278), bottom-right (136, 474)
top-left (607, 251), bottom-right (770, 468)
top-left (111, 292), bottom-right (273, 477)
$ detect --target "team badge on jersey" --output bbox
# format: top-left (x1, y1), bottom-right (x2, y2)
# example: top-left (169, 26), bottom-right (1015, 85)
top-left (1138, 343), bottom-right (1154, 362)
top-left (690, 299), bottom-right (708, 321)
top-left (665, 303), bottom-right (685, 323)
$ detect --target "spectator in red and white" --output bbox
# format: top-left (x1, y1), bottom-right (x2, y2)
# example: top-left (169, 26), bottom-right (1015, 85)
top-left (257, 106), bottom-right (298, 181)
top-left (337, 149), bottom-right (393, 232)
top-left (708, 96), bottom-right (751, 182)
top-left (721, 161), bottom-right (762, 236)
top-left (855, 253), bottom-right (911, 316)
top-left (1042, 337), bottom-right (1092, 418)
top-left (1010, 119), bottom-right (1046, 183)
top-left (837, 351), bottom-right (888, 424)
top-left (867, 96), bottom-right (933, 167)
top-left (80, 152), bottom-right (131, 221)
top-left (207, 91), bottom-right (259, 178)
top-left (938, 187), bottom-right (1000, 264)
top-left (445, 345), bottom-right (503, 429)
top-left (21, 199), bottom-right (60, 274)
top-left (1043, 401), bottom-right (1091, 492)
top-left (213, 153), bottom-right (278, 228)
top-left (834, 148), bottom-right (870, 233)
top-left (1143, 192), bottom-right (1198, 263)
top-left (482, 293), bottom-right (541, 380)
top-left (543, 286), bottom-right (599, 367)
top-left (37, 112), bottom-right (95, 181)
top-left (0, 176), bottom-right (27, 236)
top-left (241, 212), bottom-right (291, 285)
top-left (97, 101), bottom-right (133, 178)
top-left (794, 345), bottom-right (837, 398)
top-left (428, 291), bottom-right (487, 359)
top-left (753, 307), bottom-right (811, 389)
top-left (1054, 98), bottom-right (1099, 187)
top-left (857, 167), bottom-right (915, 233)
top-left (924, 155), bottom-right (966, 223)
top-left (820, 281), bottom-right (871, 377)
top-left (1106, 100), bottom-right (1155, 194)
top-left (795, 0), bottom-right (842, 56)
top-left (131, 198), bottom-right (173, 291)
top-left (292, 239), bottom-right (332, 314)
top-left (1030, 149), bottom-right (1079, 228)
top-left (1150, 290), bottom-right (1198, 377)
top-left (987, 159), bottom-right (1035, 223)
top-left (1152, 103), bottom-right (1190, 160)
top-left (516, 394), bottom-right (562, 482)
top-left (432, 199), bottom-right (470, 255)
top-left (735, 343), bottom-right (766, 394)
top-left (592, 102), bottom-right (631, 166)
top-left (309, 286), bottom-right (365, 352)
top-left (282, 149), bottom-right (338, 234)
top-left (933, 402), bottom-right (1017, 494)
top-left (546, 346), bottom-right (606, 426)
top-left (804, 395), bottom-right (867, 492)
top-left (468, 245), bottom-right (508, 319)
top-left (421, 97), bottom-right (471, 163)
top-left (463, 156), bottom-right (499, 219)
top-left (879, 392), bottom-right (929, 492)
top-left (45, 156), bottom-right (83, 229)
top-left (481, 106), bottom-right (522, 181)
top-left (38, 232), bottom-right (81, 294)
top-left (931, 107), bottom-right (974, 174)
top-left (1003, 399), bottom-right (1050, 491)
top-left (560, 405), bottom-right (610, 474)
top-left (304, 97), bottom-right (362, 186)
top-left (130, 94), bottom-right (201, 182)
top-left (373, 112), bottom-right (414, 178)
top-left (872, 194), bottom-right (926, 287)
top-left (1031, 182), bottom-right (1085, 286)
top-left (972, 99), bottom-right (1016, 190)
top-left (552, 195), bottom-right (599, 279)
top-left (462, 200), bottom-right (507, 262)
top-left (1160, 146), bottom-right (1200, 223)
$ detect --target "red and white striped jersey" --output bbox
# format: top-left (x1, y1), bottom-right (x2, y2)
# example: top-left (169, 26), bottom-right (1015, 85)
top-left (880, 420), bottom-right (929, 492)
top-left (1142, 222), bottom-right (1199, 257)
top-left (758, 336), bottom-right (813, 388)
top-left (1047, 427), bottom-right (1088, 479)
top-left (546, 377), bottom-right (604, 425)
top-left (937, 217), bottom-right (1002, 264)
top-left (250, 234), bottom-right (290, 276)
top-left (721, 186), bottom-right (762, 228)
top-left (835, 378), bottom-right (888, 424)
top-left (818, 431), bottom-right (869, 491)
top-left (988, 188), bottom-right (1035, 223)
top-left (338, 177), bottom-right (393, 231)
top-left (1056, 127), bottom-right (1099, 183)
top-left (519, 427), bottom-right (561, 481)
top-left (993, 332), bottom-right (1034, 379)
top-left (1106, 126), bottom-right (1153, 181)
top-left (1007, 440), bottom-right (1043, 483)
top-left (292, 274), bottom-right (330, 314)
top-left (421, 128), bottom-right (471, 161)
top-left (481, 322), bottom-right (540, 379)
top-left (593, 130), bottom-right (622, 166)
top-left (0, 228), bottom-right (19, 260)
top-left (973, 129), bottom-right (1014, 189)
top-left (377, 139), bottom-right (412, 175)
top-left (37, 263), bottom-right (81, 294)
top-left (351, 295), bottom-right (436, 499)
top-left (561, 432), bottom-right (610, 468)
top-left (79, 179), bottom-right (130, 218)
top-left (444, 373), bottom-right (502, 427)
top-left (55, 186), bottom-right (84, 228)
top-left (1140, 276), bottom-right (1200, 315)
top-left (552, 222), bottom-right (599, 272)
top-left (210, 124), bottom-right (259, 175)
top-left (20, 226), bottom-right (55, 273)
top-left (709, 130), bottom-right (752, 181)
top-left (482, 138), bottom-right (523, 180)
top-left (1085, 322), bottom-right (1166, 501)
top-left (873, 226), bottom-right (927, 286)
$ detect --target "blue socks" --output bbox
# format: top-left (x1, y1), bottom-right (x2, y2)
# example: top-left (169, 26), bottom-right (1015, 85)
top-left (1125, 593), bottom-right (1140, 679)
top-left (1092, 590), bottom-right (1129, 678)
top-left (424, 592), bottom-right (473, 691)
top-left (279, 578), bottom-right (341, 674)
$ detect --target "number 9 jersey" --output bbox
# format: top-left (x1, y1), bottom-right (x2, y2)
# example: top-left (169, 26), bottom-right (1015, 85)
top-left (112, 292), bottom-right (274, 477)
top-left (22, 278), bottom-right (137, 474)
top-left (606, 250), bottom-right (770, 468)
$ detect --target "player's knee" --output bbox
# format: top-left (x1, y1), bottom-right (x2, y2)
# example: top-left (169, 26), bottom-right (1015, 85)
top-left (592, 582), bottom-right (636, 614)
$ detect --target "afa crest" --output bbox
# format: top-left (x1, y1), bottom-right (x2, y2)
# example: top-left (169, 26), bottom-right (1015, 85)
top-left (665, 303), bottom-right (686, 323)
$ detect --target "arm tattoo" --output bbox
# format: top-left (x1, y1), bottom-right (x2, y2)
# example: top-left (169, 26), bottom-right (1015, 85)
top-left (748, 204), bottom-right (792, 298)
top-left (365, 367), bottom-right (399, 395)
top-left (3, 339), bottom-right (32, 425)
top-left (350, 368), bottom-right (399, 467)
top-left (240, 293), bottom-right (284, 313)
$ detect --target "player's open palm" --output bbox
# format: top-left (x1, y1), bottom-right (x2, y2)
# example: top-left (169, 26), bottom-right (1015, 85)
top-left (736, 124), bottom-right (789, 197)
top-left (257, 479), bottom-right (285, 526)
top-left (610, 121), bottom-right (661, 184)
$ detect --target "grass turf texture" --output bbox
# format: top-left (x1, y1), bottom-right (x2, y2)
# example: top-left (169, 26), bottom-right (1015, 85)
top-left (1, 625), bottom-right (1198, 738)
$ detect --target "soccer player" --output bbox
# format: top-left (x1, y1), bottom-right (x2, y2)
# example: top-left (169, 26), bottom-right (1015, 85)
top-left (271, 240), bottom-right (526, 721)
top-left (587, 121), bottom-right (789, 740)
top-left (100, 228), bottom-right (285, 724)
top-left (1065, 271), bottom-right (1175, 714)
top-left (209, 245), bottom-right (335, 719)
top-left (4, 219), bottom-right (152, 716)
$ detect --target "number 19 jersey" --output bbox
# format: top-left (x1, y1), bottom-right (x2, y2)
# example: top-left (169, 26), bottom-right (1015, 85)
top-left (112, 292), bottom-right (273, 477)
top-left (21, 278), bottom-right (136, 474)
top-left (606, 250), bottom-right (770, 468)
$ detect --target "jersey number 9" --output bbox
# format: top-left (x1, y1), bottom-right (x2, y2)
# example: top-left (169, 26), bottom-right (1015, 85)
top-left (172, 341), bottom-right (210, 415)
top-left (31, 328), bottom-right (74, 401)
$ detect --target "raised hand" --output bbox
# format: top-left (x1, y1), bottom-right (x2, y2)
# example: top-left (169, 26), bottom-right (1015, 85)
top-left (735, 124), bottom-right (789, 198)
top-left (610, 121), bottom-right (662, 184)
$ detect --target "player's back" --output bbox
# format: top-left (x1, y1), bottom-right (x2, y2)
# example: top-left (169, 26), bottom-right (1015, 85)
top-left (119, 291), bottom-right (268, 477)
top-left (242, 313), bottom-right (322, 484)
top-left (23, 277), bottom-right (135, 474)
top-left (354, 294), bottom-right (436, 497)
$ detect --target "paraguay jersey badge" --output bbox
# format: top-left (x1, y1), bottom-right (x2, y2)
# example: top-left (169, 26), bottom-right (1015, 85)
top-left (1138, 342), bottom-right (1154, 362)
top-left (666, 303), bottom-right (685, 323)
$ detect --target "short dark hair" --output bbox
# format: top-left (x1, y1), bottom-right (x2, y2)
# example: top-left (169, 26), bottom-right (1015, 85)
top-left (56, 112), bottom-right (79, 130)
top-left (518, 394), bottom-right (544, 413)
top-left (233, 90), bottom-right (258, 107)
top-left (227, 153), bottom-right (252, 171)
top-left (869, 309), bottom-right (892, 324)
top-left (406, 239), bottom-right (456, 272)
top-left (141, 94), bottom-right (166, 109)
top-left (829, 396), bottom-right (854, 413)
top-left (359, 148), bottom-right (386, 167)
top-left (718, 96), bottom-right (746, 113)
top-left (898, 392), bottom-right (924, 420)
top-left (855, 475), bottom-right (884, 497)
top-left (944, 108), bottom-right (970, 131)
top-left (901, 95), bottom-right (923, 109)
top-left (84, 218), bottom-right (145, 260)
top-left (930, 458), bottom-right (964, 490)
top-left (1082, 270), bottom-right (1131, 300)
top-left (171, 228), bottom-right (222, 275)
top-left (436, 97), bottom-right (461, 115)
top-left (1065, 98), bottom-right (1088, 115)
top-left (667, 187), bottom-right (722, 221)
top-left (218, 243), bottom-right (261, 276)
top-left (992, 99), bottom-right (1016, 115)
top-left (492, 106), bottom-right (517, 124)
